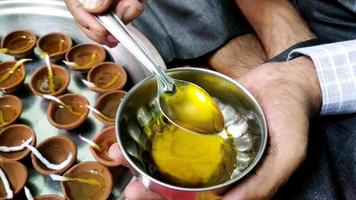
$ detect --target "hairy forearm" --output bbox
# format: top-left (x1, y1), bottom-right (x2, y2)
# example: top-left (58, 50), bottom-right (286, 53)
top-left (236, 0), bottom-right (315, 58)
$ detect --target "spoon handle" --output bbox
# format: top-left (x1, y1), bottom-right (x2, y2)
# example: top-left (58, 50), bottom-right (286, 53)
top-left (96, 11), bottom-right (174, 92)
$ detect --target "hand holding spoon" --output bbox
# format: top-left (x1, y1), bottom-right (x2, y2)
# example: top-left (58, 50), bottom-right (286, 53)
top-left (97, 11), bottom-right (224, 134)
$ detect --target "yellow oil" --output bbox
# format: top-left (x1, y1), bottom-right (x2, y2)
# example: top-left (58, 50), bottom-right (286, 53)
top-left (0, 106), bottom-right (17, 125)
top-left (160, 81), bottom-right (224, 135)
top-left (4, 35), bottom-right (33, 53)
top-left (73, 53), bottom-right (99, 69)
top-left (42, 39), bottom-right (67, 55)
top-left (143, 114), bottom-right (236, 187)
top-left (54, 101), bottom-right (85, 125)
top-left (37, 75), bottom-right (63, 94)
top-left (63, 170), bottom-right (106, 200)
top-left (94, 72), bottom-right (120, 89)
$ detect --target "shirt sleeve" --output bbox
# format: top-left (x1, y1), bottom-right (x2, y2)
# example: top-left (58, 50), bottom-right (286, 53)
top-left (288, 40), bottom-right (356, 115)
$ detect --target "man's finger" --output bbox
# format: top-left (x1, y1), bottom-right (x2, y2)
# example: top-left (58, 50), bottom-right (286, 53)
top-left (108, 143), bottom-right (128, 167)
top-left (79, 0), bottom-right (114, 14)
top-left (79, 25), bottom-right (117, 47)
top-left (125, 178), bottom-right (164, 200)
top-left (115, 0), bottom-right (144, 24)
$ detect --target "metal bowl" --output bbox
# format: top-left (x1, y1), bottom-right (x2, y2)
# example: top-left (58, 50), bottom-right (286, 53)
top-left (116, 67), bottom-right (268, 199)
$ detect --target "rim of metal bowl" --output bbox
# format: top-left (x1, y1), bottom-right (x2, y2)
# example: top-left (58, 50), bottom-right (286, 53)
top-left (115, 67), bottom-right (268, 192)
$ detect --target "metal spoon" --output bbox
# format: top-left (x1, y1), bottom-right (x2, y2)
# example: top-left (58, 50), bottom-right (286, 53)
top-left (97, 11), bottom-right (224, 134)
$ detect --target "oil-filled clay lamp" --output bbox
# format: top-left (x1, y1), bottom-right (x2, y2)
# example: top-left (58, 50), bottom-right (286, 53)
top-left (0, 95), bottom-right (23, 129)
top-left (80, 126), bottom-right (120, 167)
top-left (0, 30), bottom-right (36, 58)
top-left (64, 43), bottom-right (106, 73)
top-left (0, 161), bottom-right (28, 200)
top-left (0, 124), bottom-right (36, 161)
top-left (87, 62), bottom-right (127, 94)
top-left (0, 59), bottom-right (31, 93)
top-left (24, 187), bottom-right (65, 200)
top-left (46, 94), bottom-right (89, 130)
top-left (50, 161), bottom-right (112, 200)
top-left (29, 54), bottom-right (70, 97)
top-left (31, 135), bottom-right (77, 175)
top-left (37, 32), bottom-right (72, 62)
top-left (92, 90), bottom-right (126, 126)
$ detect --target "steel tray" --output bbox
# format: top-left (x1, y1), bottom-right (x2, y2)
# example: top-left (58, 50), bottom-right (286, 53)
top-left (0, 0), bottom-right (165, 199)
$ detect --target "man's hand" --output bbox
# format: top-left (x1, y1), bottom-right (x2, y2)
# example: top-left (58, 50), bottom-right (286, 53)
top-left (64, 0), bottom-right (144, 47)
top-left (225, 56), bottom-right (321, 199)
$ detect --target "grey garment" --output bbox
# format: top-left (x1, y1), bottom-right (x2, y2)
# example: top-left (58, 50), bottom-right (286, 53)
top-left (338, 0), bottom-right (356, 12)
top-left (132, 0), bottom-right (250, 62)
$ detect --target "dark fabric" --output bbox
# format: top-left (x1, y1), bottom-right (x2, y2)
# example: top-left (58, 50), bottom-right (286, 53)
top-left (132, 0), bottom-right (251, 62)
top-left (291, 0), bottom-right (356, 43)
top-left (276, 114), bottom-right (356, 200)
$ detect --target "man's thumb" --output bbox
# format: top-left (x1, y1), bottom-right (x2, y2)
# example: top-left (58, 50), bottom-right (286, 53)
top-left (79, 0), bottom-right (113, 14)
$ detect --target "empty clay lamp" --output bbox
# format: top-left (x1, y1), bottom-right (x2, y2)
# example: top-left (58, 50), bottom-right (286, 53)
top-left (65, 43), bottom-right (106, 72)
top-left (47, 94), bottom-right (89, 130)
top-left (59, 161), bottom-right (113, 200)
top-left (0, 161), bottom-right (28, 200)
top-left (37, 32), bottom-right (72, 61)
top-left (29, 64), bottom-right (70, 97)
top-left (87, 62), bottom-right (127, 93)
top-left (0, 60), bottom-right (29, 93)
top-left (88, 126), bottom-right (120, 167)
top-left (31, 135), bottom-right (77, 175)
top-left (0, 30), bottom-right (36, 58)
top-left (35, 195), bottom-right (65, 200)
top-left (0, 124), bottom-right (36, 161)
top-left (0, 95), bottom-right (23, 129)
top-left (93, 90), bottom-right (126, 126)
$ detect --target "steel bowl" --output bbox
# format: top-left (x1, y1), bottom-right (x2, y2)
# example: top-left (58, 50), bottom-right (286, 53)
top-left (116, 67), bottom-right (268, 200)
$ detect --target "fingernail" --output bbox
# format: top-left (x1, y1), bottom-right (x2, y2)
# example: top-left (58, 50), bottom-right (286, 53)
top-left (80, 0), bottom-right (104, 10)
top-left (122, 6), bottom-right (138, 23)
top-left (107, 34), bottom-right (118, 43)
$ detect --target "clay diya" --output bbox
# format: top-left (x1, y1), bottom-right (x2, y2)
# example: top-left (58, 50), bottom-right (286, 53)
top-left (37, 33), bottom-right (72, 61)
top-left (31, 135), bottom-right (77, 175)
top-left (0, 161), bottom-right (28, 200)
top-left (93, 90), bottom-right (126, 126)
top-left (29, 64), bottom-right (70, 97)
top-left (34, 195), bottom-right (65, 200)
top-left (0, 124), bottom-right (36, 161)
top-left (60, 161), bottom-right (113, 200)
top-left (89, 126), bottom-right (120, 167)
top-left (0, 61), bottom-right (27, 93)
top-left (0, 95), bottom-right (23, 129)
top-left (0, 30), bottom-right (36, 58)
top-left (47, 94), bottom-right (89, 130)
top-left (65, 43), bottom-right (106, 72)
top-left (87, 62), bottom-right (127, 93)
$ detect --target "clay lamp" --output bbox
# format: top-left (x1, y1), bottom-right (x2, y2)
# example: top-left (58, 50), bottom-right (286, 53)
top-left (0, 161), bottom-right (28, 200)
top-left (0, 30), bottom-right (37, 58)
top-left (35, 195), bottom-right (65, 200)
top-left (0, 124), bottom-right (36, 161)
top-left (50, 161), bottom-right (113, 200)
top-left (64, 44), bottom-right (106, 73)
top-left (87, 62), bottom-right (127, 94)
top-left (46, 94), bottom-right (89, 130)
top-left (29, 54), bottom-right (70, 97)
top-left (80, 126), bottom-right (120, 167)
top-left (90, 90), bottom-right (126, 126)
top-left (0, 95), bottom-right (23, 129)
top-left (0, 59), bottom-right (31, 93)
top-left (31, 135), bottom-right (77, 176)
top-left (37, 32), bottom-right (72, 62)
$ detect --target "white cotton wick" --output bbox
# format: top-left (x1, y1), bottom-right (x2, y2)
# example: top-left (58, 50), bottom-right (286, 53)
top-left (81, 79), bottom-right (96, 88)
top-left (42, 94), bottom-right (66, 106)
top-left (24, 186), bottom-right (34, 200)
top-left (63, 60), bottom-right (79, 68)
top-left (0, 137), bottom-right (33, 152)
top-left (79, 135), bottom-right (100, 149)
top-left (23, 142), bottom-right (73, 170)
top-left (49, 174), bottom-right (68, 182)
top-left (0, 168), bottom-right (13, 199)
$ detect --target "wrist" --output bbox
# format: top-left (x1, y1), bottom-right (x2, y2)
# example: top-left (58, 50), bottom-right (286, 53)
top-left (286, 56), bottom-right (322, 116)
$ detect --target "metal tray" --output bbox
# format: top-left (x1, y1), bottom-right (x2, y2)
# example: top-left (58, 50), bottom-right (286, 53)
top-left (0, 0), bottom-right (166, 199)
